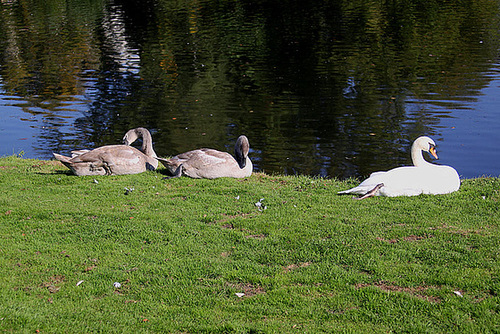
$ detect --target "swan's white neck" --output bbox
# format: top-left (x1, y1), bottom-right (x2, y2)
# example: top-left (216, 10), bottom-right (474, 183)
top-left (411, 143), bottom-right (434, 168)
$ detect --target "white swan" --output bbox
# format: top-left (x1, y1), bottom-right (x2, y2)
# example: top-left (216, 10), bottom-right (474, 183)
top-left (53, 127), bottom-right (158, 176)
top-left (338, 136), bottom-right (460, 199)
top-left (156, 135), bottom-right (253, 179)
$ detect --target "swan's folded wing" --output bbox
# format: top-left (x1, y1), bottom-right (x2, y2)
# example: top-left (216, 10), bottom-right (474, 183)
top-left (71, 149), bottom-right (90, 158)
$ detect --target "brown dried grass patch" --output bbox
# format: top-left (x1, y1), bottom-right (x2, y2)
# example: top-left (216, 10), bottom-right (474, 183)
top-left (428, 223), bottom-right (490, 236)
top-left (217, 212), bottom-right (253, 225)
top-left (376, 234), bottom-right (433, 243)
top-left (41, 275), bottom-right (65, 294)
top-left (283, 262), bottom-right (311, 273)
top-left (226, 282), bottom-right (265, 297)
top-left (244, 234), bottom-right (266, 240)
top-left (356, 281), bottom-right (441, 303)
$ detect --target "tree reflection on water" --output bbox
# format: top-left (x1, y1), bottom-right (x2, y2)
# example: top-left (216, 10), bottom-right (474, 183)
top-left (0, 0), bottom-right (499, 178)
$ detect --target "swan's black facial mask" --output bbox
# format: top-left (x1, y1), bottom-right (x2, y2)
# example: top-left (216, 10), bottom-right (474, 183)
top-left (429, 144), bottom-right (438, 159)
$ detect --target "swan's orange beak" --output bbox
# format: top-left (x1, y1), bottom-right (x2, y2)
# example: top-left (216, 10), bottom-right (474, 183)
top-left (429, 146), bottom-right (438, 159)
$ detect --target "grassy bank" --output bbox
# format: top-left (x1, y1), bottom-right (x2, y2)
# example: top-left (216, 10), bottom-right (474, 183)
top-left (0, 156), bottom-right (498, 333)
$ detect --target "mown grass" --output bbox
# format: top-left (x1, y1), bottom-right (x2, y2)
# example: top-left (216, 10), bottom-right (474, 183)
top-left (0, 155), bottom-right (498, 333)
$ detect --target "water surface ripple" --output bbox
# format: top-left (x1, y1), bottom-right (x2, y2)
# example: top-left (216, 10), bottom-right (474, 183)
top-left (0, 0), bottom-right (499, 178)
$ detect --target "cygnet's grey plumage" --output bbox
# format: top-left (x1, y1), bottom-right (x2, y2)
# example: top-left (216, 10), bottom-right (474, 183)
top-left (53, 127), bottom-right (158, 176)
top-left (157, 135), bottom-right (253, 179)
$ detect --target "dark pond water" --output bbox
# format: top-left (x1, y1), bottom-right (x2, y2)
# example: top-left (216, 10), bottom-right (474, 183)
top-left (1, 0), bottom-right (499, 179)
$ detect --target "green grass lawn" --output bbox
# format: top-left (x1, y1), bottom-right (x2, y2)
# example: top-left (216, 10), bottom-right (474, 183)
top-left (0, 156), bottom-right (498, 333)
